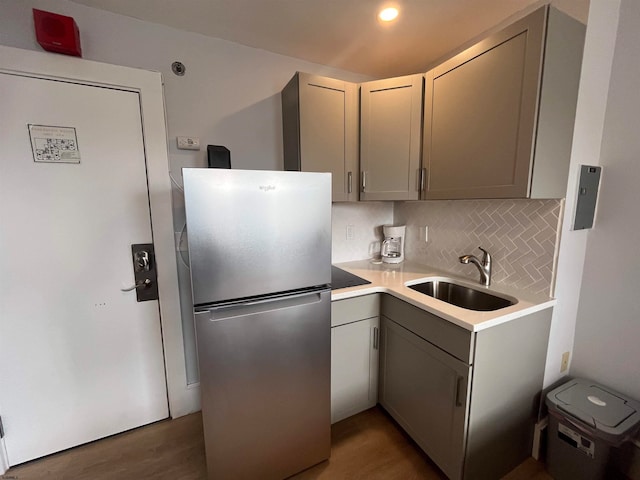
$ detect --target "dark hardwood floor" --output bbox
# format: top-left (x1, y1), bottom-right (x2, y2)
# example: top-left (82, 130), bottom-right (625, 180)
top-left (4, 407), bottom-right (550, 480)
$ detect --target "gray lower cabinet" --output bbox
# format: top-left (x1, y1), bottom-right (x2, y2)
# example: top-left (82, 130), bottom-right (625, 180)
top-left (331, 294), bottom-right (380, 424)
top-left (281, 72), bottom-right (359, 202)
top-left (380, 317), bottom-right (469, 479)
top-left (379, 294), bottom-right (552, 480)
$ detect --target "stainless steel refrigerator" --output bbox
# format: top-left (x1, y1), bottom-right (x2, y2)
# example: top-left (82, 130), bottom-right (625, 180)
top-left (183, 168), bottom-right (332, 480)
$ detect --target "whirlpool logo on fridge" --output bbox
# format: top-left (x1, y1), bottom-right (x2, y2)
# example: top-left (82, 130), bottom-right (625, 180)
top-left (259, 185), bottom-right (276, 192)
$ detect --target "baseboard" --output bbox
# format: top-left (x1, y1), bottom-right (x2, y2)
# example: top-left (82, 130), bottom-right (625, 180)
top-left (532, 416), bottom-right (548, 460)
top-left (0, 439), bottom-right (8, 475)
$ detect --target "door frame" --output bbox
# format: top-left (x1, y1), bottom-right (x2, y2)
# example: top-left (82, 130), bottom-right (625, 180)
top-left (0, 45), bottom-right (196, 472)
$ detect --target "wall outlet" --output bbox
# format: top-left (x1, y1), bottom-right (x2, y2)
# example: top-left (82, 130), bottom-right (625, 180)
top-left (346, 224), bottom-right (355, 241)
top-left (561, 351), bottom-right (570, 372)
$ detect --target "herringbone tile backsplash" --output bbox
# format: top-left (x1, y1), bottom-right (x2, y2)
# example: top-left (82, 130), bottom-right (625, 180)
top-left (394, 200), bottom-right (563, 295)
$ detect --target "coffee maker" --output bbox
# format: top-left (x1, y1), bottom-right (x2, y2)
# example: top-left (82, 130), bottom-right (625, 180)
top-left (381, 225), bottom-right (406, 264)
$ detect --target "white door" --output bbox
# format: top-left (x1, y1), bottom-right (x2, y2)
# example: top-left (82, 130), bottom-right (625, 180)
top-left (0, 72), bottom-right (169, 466)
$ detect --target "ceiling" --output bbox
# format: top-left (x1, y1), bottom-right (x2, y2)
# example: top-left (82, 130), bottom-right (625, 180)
top-left (69, 0), bottom-right (589, 78)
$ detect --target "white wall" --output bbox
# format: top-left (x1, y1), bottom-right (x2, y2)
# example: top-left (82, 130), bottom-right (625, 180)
top-left (570, 0), bottom-right (640, 401)
top-left (0, 0), bottom-right (370, 177)
top-left (542, 0), bottom-right (620, 388)
top-left (5, 0), bottom-right (634, 414)
top-left (0, 0), bottom-right (371, 409)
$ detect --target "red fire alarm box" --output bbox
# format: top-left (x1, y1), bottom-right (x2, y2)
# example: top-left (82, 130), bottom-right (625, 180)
top-left (33, 9), bottom-right (82, 57)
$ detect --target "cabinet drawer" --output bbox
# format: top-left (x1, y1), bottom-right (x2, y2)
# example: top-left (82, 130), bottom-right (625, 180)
top-left (331, 294), bottom-right (380, 327)
top-left (381, 294), bottom-right (474, 364)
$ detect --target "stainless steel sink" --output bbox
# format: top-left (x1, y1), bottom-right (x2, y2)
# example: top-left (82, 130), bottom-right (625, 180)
top-left (407, 279), bottom-right (516, 311)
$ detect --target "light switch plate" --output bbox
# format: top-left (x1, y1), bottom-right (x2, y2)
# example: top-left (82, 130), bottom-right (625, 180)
top-left (346, 224), bottom-right (355, 241)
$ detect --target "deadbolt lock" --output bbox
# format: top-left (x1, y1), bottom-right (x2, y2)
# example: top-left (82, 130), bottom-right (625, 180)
top-left (129, 244), bottom-right (158, 302)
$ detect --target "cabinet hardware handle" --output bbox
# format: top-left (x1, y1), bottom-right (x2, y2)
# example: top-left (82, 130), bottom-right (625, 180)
top-left (347, 171), bottom-right (353, 194)
top-left (361, 171), bottom-right (367, 192)
top-left (455, 375), bottom-right (465, 407)
top-left (420, 168), bottom-right (427, 191)
top-left (373, 326), bottom-right (379, 350)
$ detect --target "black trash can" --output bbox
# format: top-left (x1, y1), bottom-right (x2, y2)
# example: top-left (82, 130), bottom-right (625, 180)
top-left (545, 378), bottom-right (640, 480)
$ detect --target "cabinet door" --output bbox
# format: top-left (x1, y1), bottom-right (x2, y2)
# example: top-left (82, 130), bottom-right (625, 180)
top-left (360, 74), bottom-right (423, 201)
top-left (331, 316), bottom-right (379, 424)
top-left (379, 316), bottom-right (470, 480)
top-left (282, 73), bottom-right (359, 202)
top-left (423, 8), bottom-right (545, 199)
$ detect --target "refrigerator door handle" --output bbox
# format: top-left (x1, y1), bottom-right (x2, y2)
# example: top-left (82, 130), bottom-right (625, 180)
top-left (201, 290), bottom-right (328, 322)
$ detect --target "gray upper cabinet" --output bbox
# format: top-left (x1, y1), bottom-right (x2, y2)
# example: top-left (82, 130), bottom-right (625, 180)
top-left (360, 74), bottom-right (423, 201)
top-left (281, 72), bottom-right (359, 202)
top-left (423, 7), bottom-right (585, 199)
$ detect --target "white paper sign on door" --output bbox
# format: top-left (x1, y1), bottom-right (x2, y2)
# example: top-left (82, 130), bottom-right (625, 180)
top-left (28, 124), bottom-right (81, 163)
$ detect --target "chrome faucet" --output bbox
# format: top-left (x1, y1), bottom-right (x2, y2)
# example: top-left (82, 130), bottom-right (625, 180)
top-left (459, 247), bottom-right (492, 286)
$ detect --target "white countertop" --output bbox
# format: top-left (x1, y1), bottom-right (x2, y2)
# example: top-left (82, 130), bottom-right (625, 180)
top-left (331, 259), bottom-right (556, 332)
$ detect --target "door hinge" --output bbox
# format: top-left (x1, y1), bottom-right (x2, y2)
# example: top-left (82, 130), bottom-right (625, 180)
top-left (0, 415), bottom-right (5, 438)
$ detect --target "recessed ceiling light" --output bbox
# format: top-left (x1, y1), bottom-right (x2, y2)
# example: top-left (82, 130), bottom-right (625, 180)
top-left (378, 7), bottom-right (399, 22)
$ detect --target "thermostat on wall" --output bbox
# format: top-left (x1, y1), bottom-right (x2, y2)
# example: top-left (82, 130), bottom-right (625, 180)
top-left (177, 136), bottom-right (200, 150)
